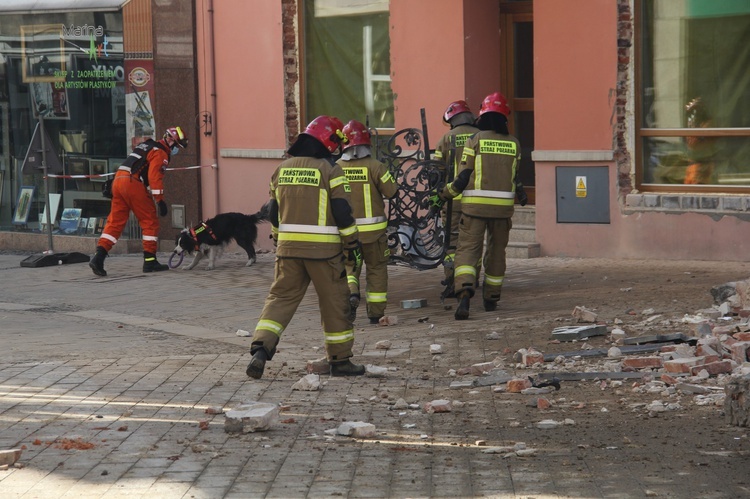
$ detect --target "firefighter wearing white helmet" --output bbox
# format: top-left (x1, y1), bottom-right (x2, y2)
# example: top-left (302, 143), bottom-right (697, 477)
top-left (430, 92), bottom-right (521, 320)
top-left (246, 115), bottom-right (366, 379)
top-left (337, 120), bottom-right (398, 324)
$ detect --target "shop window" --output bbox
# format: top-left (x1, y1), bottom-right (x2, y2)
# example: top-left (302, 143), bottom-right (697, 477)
top-left (0, 11), bottom-right (127, 232)
top-left (302, 0), bottom-right (393, 130)
top-left (638, 0), bottom-right (750, 189)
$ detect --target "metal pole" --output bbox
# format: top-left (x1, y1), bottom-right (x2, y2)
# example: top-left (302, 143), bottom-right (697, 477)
top-left (38, 114), bottom-right (54, 252)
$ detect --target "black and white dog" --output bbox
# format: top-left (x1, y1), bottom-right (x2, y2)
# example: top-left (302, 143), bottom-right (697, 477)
top-left (174, 202), bottom-right (270, 270)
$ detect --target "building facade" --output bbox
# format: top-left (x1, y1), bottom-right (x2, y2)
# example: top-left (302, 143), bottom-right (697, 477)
top-left (0, 0), bottom-right (199, 253)
top-left (2, 0), bottom-right (748, 261)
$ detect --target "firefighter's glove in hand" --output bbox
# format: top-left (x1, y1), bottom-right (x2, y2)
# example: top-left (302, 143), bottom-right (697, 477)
top-left (346, 241), bottom-right (363, 269)
top-left (428, 192), bottom-right (445, 210)
top-left (157, 200), bottom-right (168, 217)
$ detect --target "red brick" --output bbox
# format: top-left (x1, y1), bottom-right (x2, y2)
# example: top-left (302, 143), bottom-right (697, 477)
top-left (622, 357), bottom-right (663, 369)
top-left (733, 332), bottom-right (750, 342)
top-left (660, 374), bottom-right (679, 385)
top-left (690, 361), bottom-right (733, 377)
top-left (523, 349), bottom-right (544, 366)
top-left (660, 345), bottom-right (677, 353)
top-left (664, 357), bottom-right (706, 373)
top-left (507, 378), bottom-right (532, 393)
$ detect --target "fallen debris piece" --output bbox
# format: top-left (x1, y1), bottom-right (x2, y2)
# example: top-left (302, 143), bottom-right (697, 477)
top-left (401, 298), bottom-right (427, 309)
top-left (537, 371), bottom-right (648, 381)
top-left (292, 374), bottom-right (321, 391)
top-left (336, 422), bottom-right (376, 438)
top-left (424, 399), bottom-right (452, 413)
top-left (430, 344), bottom-right (443, 355)
top-left (235, 329), bottom-right (251, 337)
top-left (542, 344), bottom-right (668, 362)
top-left (725, 374), bottom-right (750, 427)
top-left (365, 365), bottom-right (388, 377)
top-left (307, 357), bottom-right (330, 374)
top-left (551, 325), bottom-right (607, 341)
top-left (621, 333), bottom-right (696, 346)
top-left (378, 316), bottom-right (399, 326)
top-left (473, 370), bottom-right (513, 387)
top-left (374, 340), bottom-right (392, 350)
top-left (0, 449), bottom-right (22, 467)
top-left (572, 306), bottom-right (598, 323)
top-left (224, 402), bottom-right (279, 434)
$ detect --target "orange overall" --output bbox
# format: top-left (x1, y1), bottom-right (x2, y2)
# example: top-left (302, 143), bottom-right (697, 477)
top-left (97, 139), bottom-right (170, 254)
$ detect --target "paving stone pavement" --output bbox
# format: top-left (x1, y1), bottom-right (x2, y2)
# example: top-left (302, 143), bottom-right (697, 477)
top-left (0, 250), bottom-right (748, 498)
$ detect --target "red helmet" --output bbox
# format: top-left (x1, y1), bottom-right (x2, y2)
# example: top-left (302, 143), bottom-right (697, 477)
top-left (443, 100), bottom-right (472, 123)
top-left (479, 92), bottom-right (511, 118)
top-left (342, 120), bottom-right (371, 149)
top-left (302, 116), bottom-right (346, 153)
top-left (164, 126), bottom-right (188, 149)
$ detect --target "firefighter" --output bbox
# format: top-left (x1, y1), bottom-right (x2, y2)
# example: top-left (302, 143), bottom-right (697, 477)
top-left (89, 127), bottom-right (188, 277)
top-left (433, 100), bottom-right (479, 298)
top-left (337, 119), bottom-right (398, 324)
top-left (430, 92), bottom-right (521, 320)
top-left (246, 115), bottom-right (366, 379)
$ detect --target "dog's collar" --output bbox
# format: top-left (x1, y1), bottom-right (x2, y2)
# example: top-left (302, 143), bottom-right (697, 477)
top-left (189, 222), bottom-right (218, 250)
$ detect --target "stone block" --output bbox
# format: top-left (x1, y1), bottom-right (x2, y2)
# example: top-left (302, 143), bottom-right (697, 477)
top-left (522, 348), bottom-right (544, 366)
top-left (572, 306), bottom-right (598, 323)
top-left (291, 374), bottom-right (321, 391)
top-left (725, 374), bottom-right (750, 427)
top-left (551, 324), bottom-right (608, 341)
top-left (731, 342), bottom-right (750, 364)
top-left (307, 357), bottom-right (330, 374)
top-left (507, 378), bottom-right (532, 393)
top-left (337, 421), bottom-right (376, 438)
top-left (0, 448), bottom-right (22, 467)
top-left (224, 402), bottom-right (279, 433)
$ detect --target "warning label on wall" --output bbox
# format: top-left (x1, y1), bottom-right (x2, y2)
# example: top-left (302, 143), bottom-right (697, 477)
top-left (575, 176), bottom-right (587, 198)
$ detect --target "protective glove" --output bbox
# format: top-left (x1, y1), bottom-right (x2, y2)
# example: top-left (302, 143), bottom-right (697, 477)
top-left (515, 182), bottom-right (528, 207)
top-left (428, 191), bottom-right (445, 210)
top-left (157, 200), bottom-right (168, 217)
top-left (345, 240), bottom-right (363, 271)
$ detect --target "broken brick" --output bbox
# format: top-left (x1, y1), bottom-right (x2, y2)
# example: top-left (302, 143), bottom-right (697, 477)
top-left (689, 361), bottom-right (733, 377)
top-left (664, 357), bottom-right (706, 373)
top-left (733, 332), bottom-right (750, 342)
top-left (507, 378), bottom-right (533, 393)
top-left (730, 342), bottom-right (750, 364)
top-left (660, 374), bottom-right (679, 385)
top-left (622, 357), bottom-right (663, 369)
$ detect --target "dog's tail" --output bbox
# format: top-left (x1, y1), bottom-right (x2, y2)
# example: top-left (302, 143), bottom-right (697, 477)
top-left (251, 200), bottom-right (272, 224)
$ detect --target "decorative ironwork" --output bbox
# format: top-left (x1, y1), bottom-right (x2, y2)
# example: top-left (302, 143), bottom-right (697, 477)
top-left (372, 110), bottom-right (449, 270)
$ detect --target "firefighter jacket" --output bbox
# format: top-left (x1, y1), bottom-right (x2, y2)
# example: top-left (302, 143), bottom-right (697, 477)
top-left (442, 130), bottom-right (521, 219)
top-left (336, 156), bottom-right (397, 244)
top-left (270, 156), bottom-right (359, 259)
top-left (119, 139), bottom-right (170, 202)
top-left (433, 124), bottom-right (479, 210)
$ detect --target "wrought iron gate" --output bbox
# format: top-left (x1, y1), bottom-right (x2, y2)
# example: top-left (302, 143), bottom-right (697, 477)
top-left (373, 110), bottom-right (449, 270)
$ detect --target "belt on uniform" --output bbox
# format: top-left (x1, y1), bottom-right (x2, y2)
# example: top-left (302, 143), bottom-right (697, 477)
top-left (118, 166), bottom-right (143, 182)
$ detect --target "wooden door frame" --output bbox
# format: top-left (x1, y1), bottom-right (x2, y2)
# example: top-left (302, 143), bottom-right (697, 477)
top-left (500, 1), bottom-right (535, 204)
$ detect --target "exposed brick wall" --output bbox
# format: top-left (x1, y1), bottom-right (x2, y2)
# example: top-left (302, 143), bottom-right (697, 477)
top-left (615, 0), bottom-right (633, 201)
top-left (281, 0), bottom-right (301, 150)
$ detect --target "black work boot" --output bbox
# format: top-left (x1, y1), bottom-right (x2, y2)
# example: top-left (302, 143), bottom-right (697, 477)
top-left (455, 291), bottom-right (471, 320)
top-left (246, 348), bottom-right (270, 379)
top-left (143, 252), bottom-right (169, 273)
top-left (89, 246), bottom-right (108, 277)
top-left (330, 359), bottom-right (366, 377)
top-left (483, 300), bottom-right (498, 312)
top-left (348, 294), bottom-right (360, 322)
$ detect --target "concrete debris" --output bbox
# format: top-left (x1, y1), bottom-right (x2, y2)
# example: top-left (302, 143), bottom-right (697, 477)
top-left (430, 344), bottom-right (443, 355)
top-left (224, 402), bottom-right (279, 433)
top-left (507, 378), bottom-right (533, 393)
top-left (292, 374), bottom-right (321, 391)
top-left (375, 340), bottom-right (392, 350)
top-left (486, 331), bottom-right (502, 340)
top-left (365, 365), bottom-right (388, 377)
top-left (521, 386), bottom-right (555, 395)
top-left (0, 448), bottom-right (22, 467)
top-left (235, 328), bottom-right (251, 337)
top-left (551, 325), bottom-right (608, 341)
top-left (725, 374), bottom-right (750, 426)
top-left (401, 298), bottom-right (427, 309)
top-left (378, 316), bottom-right (399, 326)
top-left (336, 422), bottom-right (376, 438)
top-left (424, 399), bottom-right (452, 413)
top-left (572, 306), bottom-right (598, 323)
top-left (306, 357), bottom-right (330, 374)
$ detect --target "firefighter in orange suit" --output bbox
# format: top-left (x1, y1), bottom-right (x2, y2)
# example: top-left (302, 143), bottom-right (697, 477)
top-left (430, 92), bottom-right (521, 320)
top-left (433, 100), bottom-right (479, 298)
top-left (337, 120), bottom-right (398, 324)
top-left (246, 115), bottom-right (366, 379)
top-left (89, 127), bottom-right (188, 277)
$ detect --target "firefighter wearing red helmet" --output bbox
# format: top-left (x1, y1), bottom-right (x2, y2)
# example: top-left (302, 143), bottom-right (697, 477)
top-left (337, 120), bottom-right (398, 324)
top-left (431, 91), bottom-right (521, 319)
top-left (89, 126), bottom-right (188, 277)
top-left (246, 115), bottom-right (366, 379)
top-left (433, 99), bottom-right (479, 298)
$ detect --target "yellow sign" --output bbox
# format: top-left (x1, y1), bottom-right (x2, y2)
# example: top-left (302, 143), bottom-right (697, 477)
top-left (575, 176), bottom-right (587, 198)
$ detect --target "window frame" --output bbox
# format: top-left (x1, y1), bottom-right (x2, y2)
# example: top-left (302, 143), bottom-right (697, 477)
top-left (634, 0), bottom-right (750, 194)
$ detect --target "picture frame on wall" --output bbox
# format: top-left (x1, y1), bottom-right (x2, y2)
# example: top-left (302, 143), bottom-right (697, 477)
top-left (67, 157), bottom-right (88, 176)
top-left (89, 159), bottom-right (108, 182)
top-left (59, 208), bottom-right (81, 234)
top-left (12, 186), bottom-right (35, 225)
